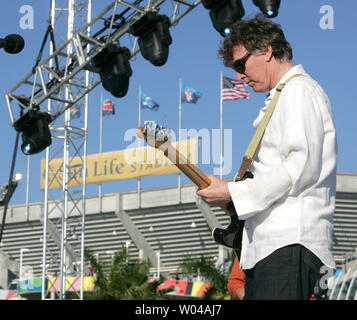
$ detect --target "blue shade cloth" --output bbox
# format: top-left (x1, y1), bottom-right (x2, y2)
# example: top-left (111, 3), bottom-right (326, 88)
top-left (141, 91), bottom-right (160, 111)
top-left (181, 83), bottom-right (202, 104)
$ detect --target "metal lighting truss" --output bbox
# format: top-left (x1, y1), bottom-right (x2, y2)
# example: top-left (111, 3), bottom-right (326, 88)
top-left (42, 0), bottom-right (92, 300)
top-left (4, 0), bottom-right (202, 300)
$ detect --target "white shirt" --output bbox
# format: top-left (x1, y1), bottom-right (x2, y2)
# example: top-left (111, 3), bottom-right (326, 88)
top-left (228, 65), bottom-right (337, 270)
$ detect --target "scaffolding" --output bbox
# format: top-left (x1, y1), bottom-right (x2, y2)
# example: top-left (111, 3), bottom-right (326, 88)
top-left (41, 0), bottom-right (92, 300)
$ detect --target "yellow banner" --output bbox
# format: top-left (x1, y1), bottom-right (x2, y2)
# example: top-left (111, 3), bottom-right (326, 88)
top-left (41, 139), bottom-right (198, 190)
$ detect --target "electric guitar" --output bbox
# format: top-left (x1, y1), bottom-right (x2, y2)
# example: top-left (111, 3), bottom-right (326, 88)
top-left (137, 121), bottom-right (252, 260)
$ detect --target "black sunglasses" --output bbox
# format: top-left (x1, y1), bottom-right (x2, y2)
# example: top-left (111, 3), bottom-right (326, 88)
top-left (231, 52), bottom-right (252, 74)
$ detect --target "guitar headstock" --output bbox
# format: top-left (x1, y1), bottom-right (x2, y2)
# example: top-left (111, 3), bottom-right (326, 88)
top-left (137, 121), bottom-right (172, 149)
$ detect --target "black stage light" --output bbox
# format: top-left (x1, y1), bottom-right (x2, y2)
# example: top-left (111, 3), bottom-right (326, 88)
top-left (252, 0), bottom-right (281, 18)
top-left (92, 43), bottom-right (132, 98)
top-left (13, 109), bottom-right (53, 155)
top-left (202, 0), bottom-right (245, 37)
top-left (130, 12), bottom-right (172, 66)
top-left (0, 34), bottom-right (25, 54)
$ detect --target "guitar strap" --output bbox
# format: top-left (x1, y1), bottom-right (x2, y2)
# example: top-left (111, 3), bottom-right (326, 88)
top-left (234, 73), bottom-right (303, 182)
top-left (215, 73), bottom-right (304, 260)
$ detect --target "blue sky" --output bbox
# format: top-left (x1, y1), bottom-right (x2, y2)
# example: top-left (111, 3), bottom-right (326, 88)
top-left (0, 0), bottom-right (356, 205)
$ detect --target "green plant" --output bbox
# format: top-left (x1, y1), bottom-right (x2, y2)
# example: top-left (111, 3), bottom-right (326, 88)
top-left (84, 248), bottom-right (170, 300)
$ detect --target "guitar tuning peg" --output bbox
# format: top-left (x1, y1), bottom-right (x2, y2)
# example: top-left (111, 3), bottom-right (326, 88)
top-left (157, 128), bottom-right (172, 142)
top-left (143, 120), bottom-right (156, 137)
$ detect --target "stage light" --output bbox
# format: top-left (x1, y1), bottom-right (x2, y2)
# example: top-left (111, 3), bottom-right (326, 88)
top-left (224, 27), bottom-right (231, 36)
top-left (130, 11), bottom-right (172, 66)
top-left (13, 109), bottom-right (53, 155)
top-left (202, 0), bottom-right (245, 37)
top-left (252, 0), bottom-right (281, 18)
top-left (92, 43), bottom-right (132, 98)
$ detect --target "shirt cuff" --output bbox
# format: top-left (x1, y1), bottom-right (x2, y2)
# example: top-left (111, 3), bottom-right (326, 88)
top-left (228, 180), bottom-right (256, 220)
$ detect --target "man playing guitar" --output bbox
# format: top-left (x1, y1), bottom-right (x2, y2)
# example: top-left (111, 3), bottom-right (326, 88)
top-left (197, 18), bottom-right (337, 300)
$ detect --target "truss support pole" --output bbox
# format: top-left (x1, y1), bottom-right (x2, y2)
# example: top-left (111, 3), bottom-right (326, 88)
top-left (41, 0), bottom-right (91, 300)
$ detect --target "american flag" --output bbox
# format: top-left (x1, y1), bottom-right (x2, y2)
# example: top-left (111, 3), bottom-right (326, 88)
top-left (222, 76), bottom-right (250, 101)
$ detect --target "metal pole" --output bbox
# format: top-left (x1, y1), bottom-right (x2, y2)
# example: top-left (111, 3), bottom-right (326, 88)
top-left (25, 155), bottom-right (30, 220)
top-left (99, 91), bottom-right (103, 213)
top-left (80, 0), bottom-right (91, 300)
top-left (19, 249), bottom-right (24, 282)
top-left (20, 248), bottom-right (29, 282)
top-left (41, 145), bottom-right (51, 299)
top-left (219, 71), bottom-right (223, 180)
top-left (157, 251), bottom-right (160, 278)
top-left (137, 85), bottom-right (141, 208)
top-left (41, 0), bottom-right (55, 300)
top-left (60, 0), bottom-right (74, 300)
top-left (178, 78), bottom-right (182, 203)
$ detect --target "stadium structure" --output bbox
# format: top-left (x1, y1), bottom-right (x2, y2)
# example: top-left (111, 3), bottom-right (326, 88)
top-left (0, 171), bottom-right (357, 300)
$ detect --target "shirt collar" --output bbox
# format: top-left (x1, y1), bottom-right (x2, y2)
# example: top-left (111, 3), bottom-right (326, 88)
top-left (265, 64), bottom-right (306, 103)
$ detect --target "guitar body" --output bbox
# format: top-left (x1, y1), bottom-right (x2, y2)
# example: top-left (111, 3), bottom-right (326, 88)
top-left (212, 171), bottom-right (253, 260)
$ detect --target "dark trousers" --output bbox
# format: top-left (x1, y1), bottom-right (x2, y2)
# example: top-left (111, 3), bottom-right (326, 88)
top-left (243, 244), bottom-right (323, 300)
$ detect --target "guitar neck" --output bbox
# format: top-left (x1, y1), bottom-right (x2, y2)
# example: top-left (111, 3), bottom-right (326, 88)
top-left (164, 143), bottom-right (234, 217)
top-left (163, 143), bottom-right (211, 190)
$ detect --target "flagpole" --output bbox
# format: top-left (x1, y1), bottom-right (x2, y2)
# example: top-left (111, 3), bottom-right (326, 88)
top-left (137, 85), bottom-right (141, 208)
top-left (25, 155), bottom-right (30, 220)
top-left (178, 78), bottom-right (182, 203)
top-left (99, 92), bottom-right (103, 212)
top-left (220, 72), bottom-right (223, 180)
